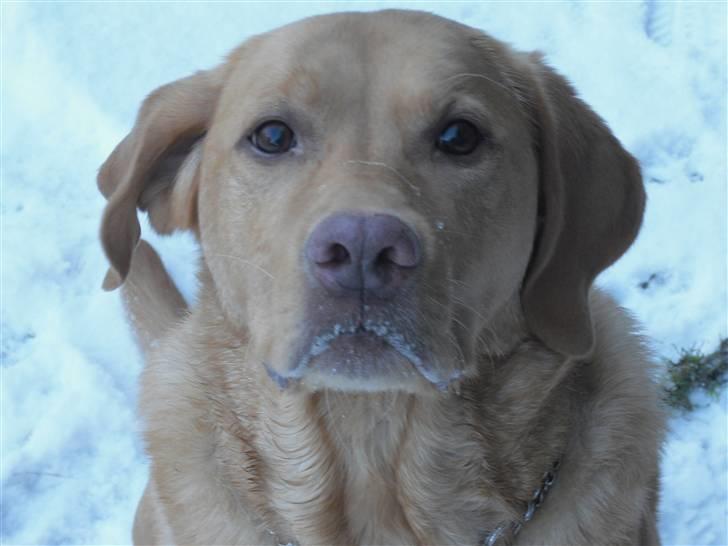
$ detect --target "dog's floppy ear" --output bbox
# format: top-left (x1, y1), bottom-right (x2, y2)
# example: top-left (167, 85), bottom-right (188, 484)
top-left (98, 68), bottom-right (224, 287)
top-left (519, 54), bottom-right (645, 358)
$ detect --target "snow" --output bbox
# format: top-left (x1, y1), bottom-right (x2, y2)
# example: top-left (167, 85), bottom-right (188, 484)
top-left (2, 1), bottom-right (725, 544)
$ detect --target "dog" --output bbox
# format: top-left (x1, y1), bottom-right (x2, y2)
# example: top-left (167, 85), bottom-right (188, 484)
top-left (98, 10), bottom-right (665, 545)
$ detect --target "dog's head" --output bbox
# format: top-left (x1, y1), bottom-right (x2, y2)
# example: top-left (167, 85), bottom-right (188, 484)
top-left (99, 10), bottom-right (644, 393)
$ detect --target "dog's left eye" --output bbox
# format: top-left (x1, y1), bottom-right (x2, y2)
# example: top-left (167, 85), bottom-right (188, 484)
top-left (436, 120), bottom-right (482, 155)
top-left (249, 121), bottom-right (296, 154)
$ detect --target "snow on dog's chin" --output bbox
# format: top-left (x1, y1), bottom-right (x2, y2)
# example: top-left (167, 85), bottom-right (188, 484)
top-left (300, 334), bottom-right (430, 392)
top-left (265, 322), bottom-right (460, 393)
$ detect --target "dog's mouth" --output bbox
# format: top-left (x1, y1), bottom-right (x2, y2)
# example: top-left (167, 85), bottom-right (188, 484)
top-left (264, 320), bottom-right (462, 392)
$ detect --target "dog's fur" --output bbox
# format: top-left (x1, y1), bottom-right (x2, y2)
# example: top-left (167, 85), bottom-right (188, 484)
top-left (99, 10), bottom-right (665, 545)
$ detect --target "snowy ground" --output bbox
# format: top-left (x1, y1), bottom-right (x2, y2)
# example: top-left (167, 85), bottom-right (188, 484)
top-left (2, 1), bottom-right (726, 545)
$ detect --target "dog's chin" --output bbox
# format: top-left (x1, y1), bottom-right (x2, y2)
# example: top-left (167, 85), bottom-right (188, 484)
top-left (264, 331), bottom-right (461, 394)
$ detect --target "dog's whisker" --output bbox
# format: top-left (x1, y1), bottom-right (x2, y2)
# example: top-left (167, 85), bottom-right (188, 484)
top-left (420, 283), bottom-right (504, 360)
top-left (443, 277), bottom-right (493, 325)
top-left (451, 295), bottom-right (488, 323)
top-left (408, 302), bottom-right (466, 372)
top-left (421, 290), bottom-right (475, 339)
top-left (208, 253), bottom-right (276, 280)
top-left (343, 160), bottom-right (421, 196)
top-left (322, 390), bottom-right (349, 448)
top-left (437, 228), bottom-right (481, 238)
top-left (444, 72), bottom-right (515, 96)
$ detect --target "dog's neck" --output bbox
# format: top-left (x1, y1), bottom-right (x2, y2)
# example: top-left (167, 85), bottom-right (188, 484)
top-left (198, 281), bottom-right (577, 544)
top-left (214, 347), bottom-right (575, 544)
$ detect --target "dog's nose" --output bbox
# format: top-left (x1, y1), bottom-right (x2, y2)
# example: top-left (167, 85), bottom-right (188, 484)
top-left (305, 213), bottom-right (421, 298)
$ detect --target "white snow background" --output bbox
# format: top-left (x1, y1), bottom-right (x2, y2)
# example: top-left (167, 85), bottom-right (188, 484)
top-left (1, 1), bottom-right (726, 544)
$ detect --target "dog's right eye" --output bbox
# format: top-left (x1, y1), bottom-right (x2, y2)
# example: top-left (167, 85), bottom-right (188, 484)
top-left (249, 121), bottom-right (296, 154)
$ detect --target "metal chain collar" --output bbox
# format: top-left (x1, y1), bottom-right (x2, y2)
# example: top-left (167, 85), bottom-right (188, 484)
top-left (484, 460), bottom-right (561, 546)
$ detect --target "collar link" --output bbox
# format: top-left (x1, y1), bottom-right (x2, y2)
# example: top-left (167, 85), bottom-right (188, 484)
top-left (484, 460), bottom-right (561, 546)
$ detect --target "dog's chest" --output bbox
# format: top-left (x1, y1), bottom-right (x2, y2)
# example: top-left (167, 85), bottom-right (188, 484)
top-left (257, 393), bottom-right (509, 545)
top-left (340, 447), bottom-right (420, 544)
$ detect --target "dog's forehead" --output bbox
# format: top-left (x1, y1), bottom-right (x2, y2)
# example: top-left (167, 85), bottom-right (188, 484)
top-left (228, 11), bottom-right (508, 107)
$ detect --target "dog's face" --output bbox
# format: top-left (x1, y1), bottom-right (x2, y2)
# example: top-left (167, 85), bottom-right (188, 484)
top-left (99, 11), bottom-right (644, 394)
top-left (201, 13), bottom-right (539, 392)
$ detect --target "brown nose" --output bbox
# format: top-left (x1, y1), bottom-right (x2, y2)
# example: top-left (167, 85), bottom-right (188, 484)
top-left (305, 213), bottom-right (422, 299)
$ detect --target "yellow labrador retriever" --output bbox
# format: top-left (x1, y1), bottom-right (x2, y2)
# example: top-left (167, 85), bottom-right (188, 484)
top-left (99, 10), bottom-right (665, 546)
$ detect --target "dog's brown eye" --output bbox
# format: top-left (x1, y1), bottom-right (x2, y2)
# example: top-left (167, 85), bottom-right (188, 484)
top-left (250, 121), bottom-right (296, 154)
top-left (436, 120), bottom-right (482, 155)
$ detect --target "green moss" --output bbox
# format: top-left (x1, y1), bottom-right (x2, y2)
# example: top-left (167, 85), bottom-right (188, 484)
top-left (663, 338), bottom-right (728, 411)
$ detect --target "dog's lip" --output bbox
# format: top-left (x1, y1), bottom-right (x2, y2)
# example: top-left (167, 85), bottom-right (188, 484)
top-left (263, 320), bottom-right (462, 391)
